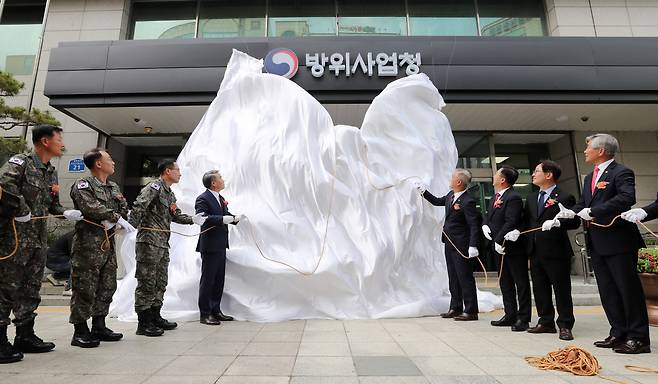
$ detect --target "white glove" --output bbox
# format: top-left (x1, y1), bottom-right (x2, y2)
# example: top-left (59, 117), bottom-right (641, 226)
top-left (482, 225), bottom-right (492, 241)
top-left (621, 208), bottom-right (648, 223)
top-left (468, 246), bottom-right (479, 258)
top-left (117, 217), bottom-right (136, 232)
top-left (494, 243), bottom-right (506, 255)
top-left (101, 220), bottom-right (116, 230)
top-left (504, 229), bottom-right (521, 242)
top-left (555, 203), bottom-right (575, 219)
top-left (541, 219), bottom-right (561, 231)
top-left (192, 213), bottom-right (207, 226)
top-left (14, 213), bottom-right (31, 222)
top-left (577, 208), bottom-right (593, 221)
top-left (63, 209), bottom-right (83, 221)
top-left (413, 181), bottom-right (426, 194)
top-left (222, 215), bottom-right (235, 224)
top-left (234, 213), bottom-right (246, 222)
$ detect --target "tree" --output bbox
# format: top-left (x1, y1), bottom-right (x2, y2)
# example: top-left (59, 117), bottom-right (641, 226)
top-left (1, 70), bottom-right (60, 163)
top-left (1, 70), bottom-right (60, 131)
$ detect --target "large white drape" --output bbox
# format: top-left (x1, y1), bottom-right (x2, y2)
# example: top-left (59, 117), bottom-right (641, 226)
top-left (110, 50), bottom-right (502, 322)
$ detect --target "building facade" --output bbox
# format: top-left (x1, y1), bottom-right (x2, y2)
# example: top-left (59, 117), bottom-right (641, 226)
top-left (2, 0), bottom-right (658, 270)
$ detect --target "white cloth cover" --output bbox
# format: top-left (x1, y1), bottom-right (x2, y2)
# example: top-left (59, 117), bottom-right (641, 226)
top-left (110, 49), bottom-right (502, 322)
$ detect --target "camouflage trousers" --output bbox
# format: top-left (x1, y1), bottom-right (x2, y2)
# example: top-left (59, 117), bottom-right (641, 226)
top-left (69, 244), bottom-right (117, 324)
top-left (0, 247), bottom-right (45, 327)
top-left (134, 243), bottom-right (169, 313)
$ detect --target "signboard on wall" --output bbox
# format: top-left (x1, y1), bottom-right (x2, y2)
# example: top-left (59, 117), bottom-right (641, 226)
top-left (68, 159), bottom-right (85, 173)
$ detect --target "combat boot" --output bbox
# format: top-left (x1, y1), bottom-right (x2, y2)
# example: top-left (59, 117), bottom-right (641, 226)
top-left (91, 316), bottom-right (123, 342)
top-left (71, 322), bottom-right (100, 348)
top-left (0, 325), bottom-right (23, 364)
top-left (136, 309), bottom-right (164, 337)
top-left (14, 319), bottom-right (55, 353)
top-left (152, 306), bottom-right (177, 330)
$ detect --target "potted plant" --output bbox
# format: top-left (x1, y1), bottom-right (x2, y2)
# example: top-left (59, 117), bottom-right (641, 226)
top-left (638, 247), bottom-right (658, 326)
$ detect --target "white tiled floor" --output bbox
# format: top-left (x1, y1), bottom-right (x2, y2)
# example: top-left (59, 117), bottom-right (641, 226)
top-left (1, 306), bottom-right (657, 384)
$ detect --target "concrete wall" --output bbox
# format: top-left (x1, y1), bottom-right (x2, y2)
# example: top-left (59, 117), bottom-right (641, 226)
top-left (546, 0), bottom-right (658, 37)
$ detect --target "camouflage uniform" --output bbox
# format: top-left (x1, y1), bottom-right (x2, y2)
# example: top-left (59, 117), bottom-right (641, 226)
top-left (0, 152), bottom-right (65, 327)
top-left (129, 178), bottom-right (192, 312)
top-left (69, 176), bottom-right (128, 324)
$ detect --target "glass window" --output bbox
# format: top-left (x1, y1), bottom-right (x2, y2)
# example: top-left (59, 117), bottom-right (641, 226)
top-left (199, 0), bottom-right (266, 38)
top-left (478, 0), bottom-right (547, 37)
top-left (0, 0), bottom-right (46, 75)
top-left (131, 1), bottom-right (196, 40)
top-left (454, 133), bottom-right (491, 169)
top-left (337, 0), bottom-right (407, 36)
top-left (408, 0), bottom-right (477, 36)
top-left (268, 0), bottom-right (336, 37)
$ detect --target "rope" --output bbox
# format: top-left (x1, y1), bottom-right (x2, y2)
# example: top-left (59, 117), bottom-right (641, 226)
top-left (526, 346), bottom-right (658, 384)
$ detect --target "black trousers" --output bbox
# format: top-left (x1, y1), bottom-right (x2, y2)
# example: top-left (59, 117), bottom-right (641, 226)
top-left (495, 250), bottom-right (531, 323)
top-left (590, 251), bottom-right (649, 342)
top-left (445, 247), bottom-right (478, 314)
top-left (530, 255), bottom-right (574, 329)
top-left (198, 250), bottom-right (227, 317)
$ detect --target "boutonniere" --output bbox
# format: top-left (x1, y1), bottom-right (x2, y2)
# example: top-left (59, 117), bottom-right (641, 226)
top-left (493, 198), bottom-right (503, 209)
top-left (453, 203), bottom-right (461, 210)
top-left (596, 181), bottom-right (609, 190)
top-left (544, 198), bottom-right (557, 209)
top-left (170, 203), bottom-right (177, 214)
top-left (50, 184), bottom-right (60, 197)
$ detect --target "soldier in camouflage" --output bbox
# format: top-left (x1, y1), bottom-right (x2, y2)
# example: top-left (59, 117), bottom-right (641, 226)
top-left (129, 159), bottom-right (206, 337)
top-left (0, 125), bottom-right (83, 364)
top-left (69, 148), bottom-right (135, 348)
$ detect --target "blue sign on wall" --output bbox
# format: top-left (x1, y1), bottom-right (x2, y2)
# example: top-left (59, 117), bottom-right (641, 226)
top-left (68, 158), bottom-right (85, 173)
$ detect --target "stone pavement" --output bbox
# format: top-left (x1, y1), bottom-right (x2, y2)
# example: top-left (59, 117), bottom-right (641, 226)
top-left (1, 307), bottom-right (657, 384)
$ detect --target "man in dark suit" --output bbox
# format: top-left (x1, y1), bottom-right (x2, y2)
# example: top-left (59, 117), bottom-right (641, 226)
top-left (622, 192), bottom-right (658, 223)
top-left (557, 133), bottom-right (649, 354)
top-left (416, 169), bottom-right (481, 321)
top-left (195, 170), bottom-right (243, 325)
top-left (522, 160), bottom-right (580, 341)
top-left (482, 165), bottom-right (530, 332)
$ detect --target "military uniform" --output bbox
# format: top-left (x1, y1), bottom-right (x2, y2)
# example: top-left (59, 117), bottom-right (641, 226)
top-left (129, 178), bottom-right (192, 313)
top-left (0, 152), bottom-right (65, 328)
top-left (69, 176), bottom-right (128, 325)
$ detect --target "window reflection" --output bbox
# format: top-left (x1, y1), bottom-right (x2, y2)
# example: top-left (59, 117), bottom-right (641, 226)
top-left (131, 2), bottom-right (196, 40)
top-left (454, 133), bottom-right (491, 169)
top-left (268, 0), bottom-right (336, 37)
top-left (337, 0), bottom-right (407, 36)
top-left (408, 0), bottom-right (477, 36)
top-left (199, 0), bottom-right (266, 38)
top-left (478, 0), bottom-right (546, 37)
top-left (0, 0), bottom-right (46, 75)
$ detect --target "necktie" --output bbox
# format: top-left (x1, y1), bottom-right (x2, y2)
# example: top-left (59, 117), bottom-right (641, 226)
top-left (493, 192), bottom-right (500, 209)
top-left (537, 190), bottom-right (546, 216)
top-left (591, 166), bottom-right (600, 195)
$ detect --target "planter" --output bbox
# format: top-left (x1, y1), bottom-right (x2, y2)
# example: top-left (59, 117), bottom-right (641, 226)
top-left (639, 273), bottom-right (658, 327)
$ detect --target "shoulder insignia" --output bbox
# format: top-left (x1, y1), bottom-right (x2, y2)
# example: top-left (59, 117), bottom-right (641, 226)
top-left (77, 180), bottom-right (90, 189)
top-left (8, 157), bottom-right (25, 166)
top-left (150, 183), bottom-right (161, 191)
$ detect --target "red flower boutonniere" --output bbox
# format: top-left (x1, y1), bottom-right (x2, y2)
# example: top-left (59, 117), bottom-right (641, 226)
top-left (50, 184), bottom-right (60, 197)
top-left (453, 203), bottom-right (461, 210)
top-left (170, 203), bottom-right (177, 214)
top-left (544, 198), bottom-right (557, 209)
top-left (493, 198), bottom-right (503, 209)
top-left (596, 181), bottom-right (609, 190)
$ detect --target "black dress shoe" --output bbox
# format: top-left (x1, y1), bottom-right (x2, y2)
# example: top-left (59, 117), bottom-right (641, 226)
top-left (490, 316), bottom-right (515, 327)
top-left (440, 310), bottom-right (462, 319)
top-left (559, 328), bottom-right (574, 341)
top-left (453, 313), bottom-right (478, 321)
top-left (511, 320), bottom-right (529, 332)
top-left (594, 335), bottom-right (625, 348)
top-left (527, 324), bottom-right (557, 334)
top-left (200, 315), bottom-right (221, 325)
top-left (613, 339), bottom-right (651, 354)
top-left (213, 312), bottom-right (234, 322)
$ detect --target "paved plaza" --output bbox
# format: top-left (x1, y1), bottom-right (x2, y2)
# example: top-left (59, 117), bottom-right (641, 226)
top-left (1, 306), bottom-right (656, 384)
